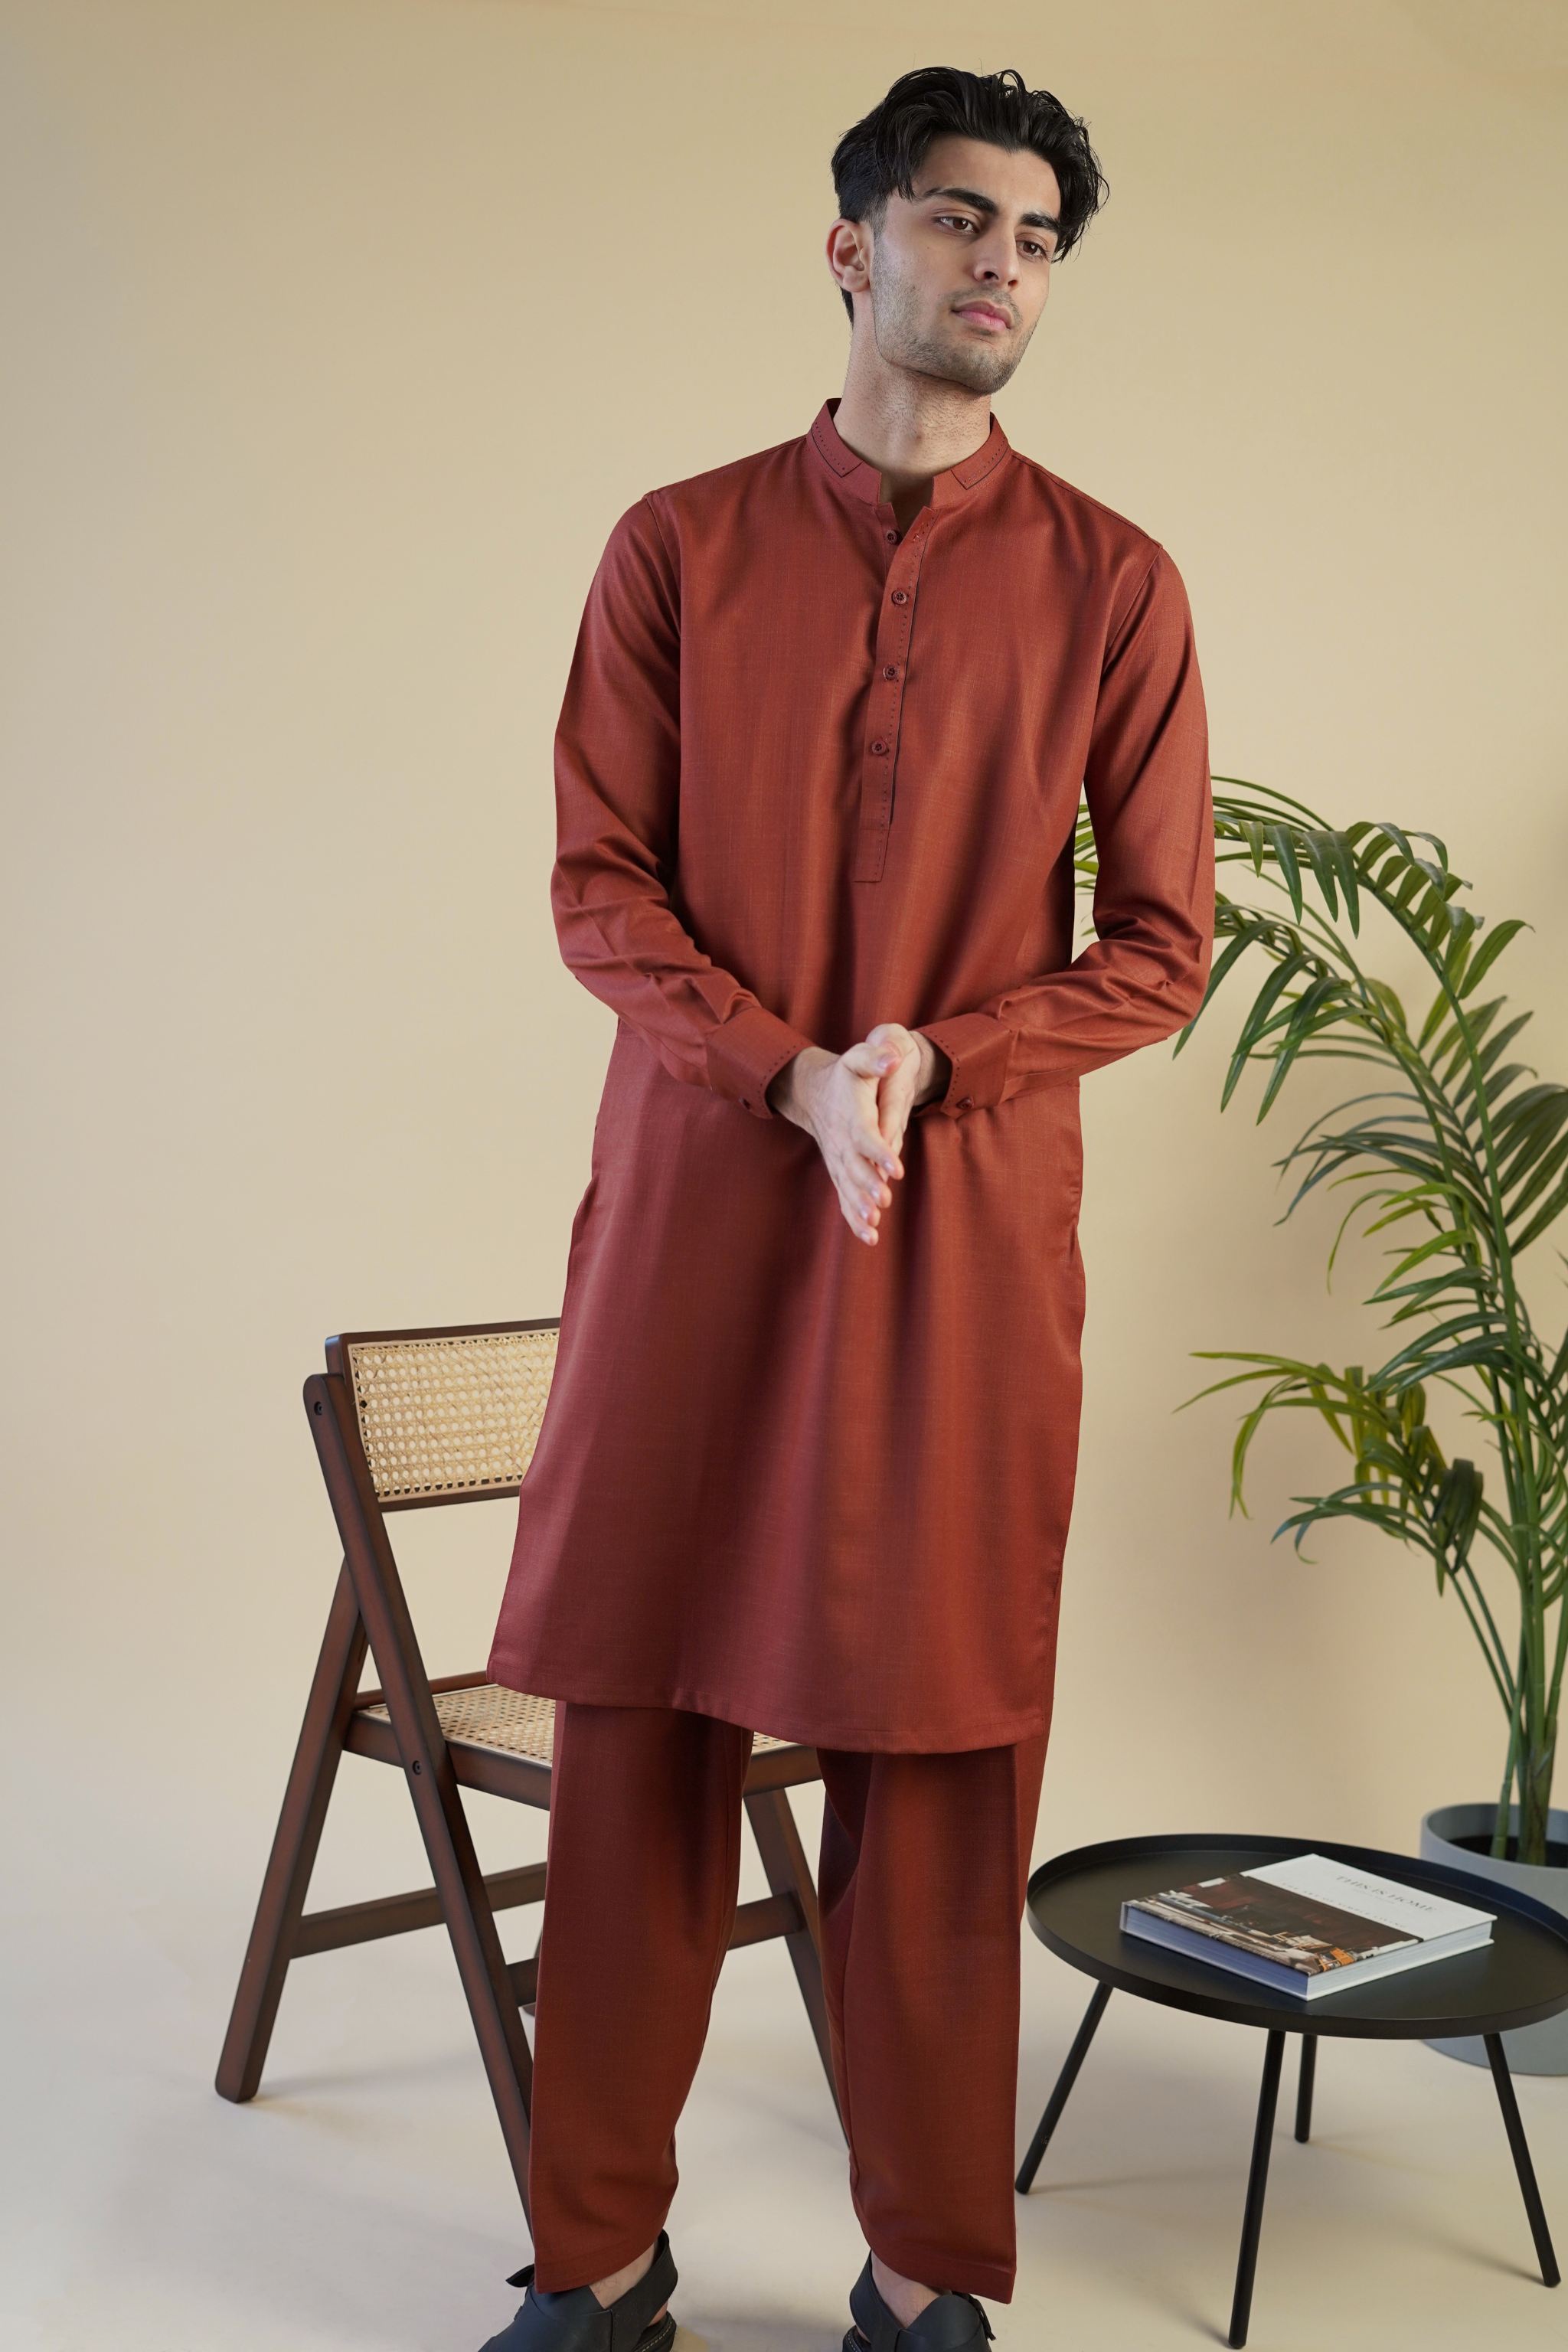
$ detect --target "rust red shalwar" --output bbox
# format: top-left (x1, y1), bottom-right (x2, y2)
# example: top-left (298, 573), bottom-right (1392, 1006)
top-left (489, 401), bottom-right (1213, 2296)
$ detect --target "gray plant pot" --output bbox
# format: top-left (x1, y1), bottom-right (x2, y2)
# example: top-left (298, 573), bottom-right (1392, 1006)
top-left (1419, 1802), bottom-right (1568, 2073)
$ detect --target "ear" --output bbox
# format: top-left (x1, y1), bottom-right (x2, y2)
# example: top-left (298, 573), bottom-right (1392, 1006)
top-left (825, 216), bottom-right (873, 300)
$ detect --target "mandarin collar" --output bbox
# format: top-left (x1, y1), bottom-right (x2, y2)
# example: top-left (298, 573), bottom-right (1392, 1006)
top-left (808, 399), bottom-right (1011, 508)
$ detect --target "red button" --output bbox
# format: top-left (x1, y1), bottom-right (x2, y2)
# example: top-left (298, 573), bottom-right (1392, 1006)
top-left (883, 665), bottom-right (898, 680)
top-left (885, 530), bottom-right (898, 544)
top-left (871, 740), bottom-right (888, 755)
top-left (891, 589), bottom-right (909, 606)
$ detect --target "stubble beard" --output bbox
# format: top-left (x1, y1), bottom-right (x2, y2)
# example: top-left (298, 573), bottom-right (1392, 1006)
top-left (868, 254), bottom-right (1035, 396)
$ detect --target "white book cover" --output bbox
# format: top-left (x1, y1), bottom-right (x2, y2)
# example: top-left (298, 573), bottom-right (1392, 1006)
top-left (1246, 1853), bottom-right (1493, 1942)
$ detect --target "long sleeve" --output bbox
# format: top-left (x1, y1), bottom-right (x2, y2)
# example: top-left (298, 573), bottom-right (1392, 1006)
top-left (920, 549), bottom-right (1214, 1114)
top-left (550, 498), bottom-right (812, 1117)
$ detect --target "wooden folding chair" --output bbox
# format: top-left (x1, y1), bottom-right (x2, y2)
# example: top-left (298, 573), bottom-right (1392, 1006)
top-left (216, 1318), bottom-right (840, 2220)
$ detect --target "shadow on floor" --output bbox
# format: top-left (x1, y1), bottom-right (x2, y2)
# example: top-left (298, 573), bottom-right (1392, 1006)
top-left (677, 2319), bottom-right (840, 2352)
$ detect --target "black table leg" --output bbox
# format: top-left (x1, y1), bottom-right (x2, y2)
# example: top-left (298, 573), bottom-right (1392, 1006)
top-left (1228, 2029), bottom-right (1285, 2349)
top-left (1485, 2032), bottom-right (1560, 2287)
top-left (1294, 2032), bottom-right (1316, 2144)
top-left (1015, 1981), bottom-right (1112, 2194)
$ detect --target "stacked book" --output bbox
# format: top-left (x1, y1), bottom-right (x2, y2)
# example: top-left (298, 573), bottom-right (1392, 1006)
top-left (1120, 1852), bottom-right (1495, 1999)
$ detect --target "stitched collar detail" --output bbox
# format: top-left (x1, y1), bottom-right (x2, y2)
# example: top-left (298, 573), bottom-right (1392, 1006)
top-left (808, 400), bottom-right (1011, 508)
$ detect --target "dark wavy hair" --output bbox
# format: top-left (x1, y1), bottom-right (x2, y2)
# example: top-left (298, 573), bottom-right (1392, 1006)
top-left (831, 67), bottom-right (1107, 321)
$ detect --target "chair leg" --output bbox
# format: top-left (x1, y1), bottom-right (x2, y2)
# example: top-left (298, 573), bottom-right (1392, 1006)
top-left (1485, 2032), bottom-right (1560, 2286)
top-left (1015, 1980), bottom-right (1112, 2195)
top-left (743, 1786), bottom-right (843, 2133)
top-left (216, 1562), bottom-right (368, 2103)
top-left (375, 1690), bottom-right (537, 2216)
top-left (1228, 2029), bottom-right (1285, 2350)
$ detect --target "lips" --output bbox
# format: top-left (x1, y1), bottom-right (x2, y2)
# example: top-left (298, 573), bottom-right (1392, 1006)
top-left (954, 302), bottom-right (1014, 332)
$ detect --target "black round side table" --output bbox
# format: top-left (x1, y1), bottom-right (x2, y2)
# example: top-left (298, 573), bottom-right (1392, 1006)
top-left (1017, 1833), bottom-right (1568, 2347)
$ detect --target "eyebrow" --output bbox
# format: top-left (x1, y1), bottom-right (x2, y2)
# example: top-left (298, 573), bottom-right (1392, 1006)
top-left (916, 183), bottom-right (1060, 236)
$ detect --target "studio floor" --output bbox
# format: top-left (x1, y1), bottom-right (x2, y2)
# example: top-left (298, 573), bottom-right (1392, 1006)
top-left (5, 1769), bottom-right (1566, 2352)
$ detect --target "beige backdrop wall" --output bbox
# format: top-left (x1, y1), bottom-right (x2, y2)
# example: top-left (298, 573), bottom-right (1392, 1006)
top-left (4, 0), bottom-right (1566, 2136)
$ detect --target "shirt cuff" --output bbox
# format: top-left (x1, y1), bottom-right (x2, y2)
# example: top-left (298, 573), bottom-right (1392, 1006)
top-left (705, 1002), bottom-right (815, 1119)
top-left (918, 1013), bottom-right (1013, 1117)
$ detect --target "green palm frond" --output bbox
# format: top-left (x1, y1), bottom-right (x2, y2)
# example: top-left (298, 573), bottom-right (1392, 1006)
top-left (1080, 776), bottom-right (1568, 1862)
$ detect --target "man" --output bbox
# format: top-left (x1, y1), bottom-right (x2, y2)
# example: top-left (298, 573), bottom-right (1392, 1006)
top-left (483, 64), bottom-right (1212, 2352)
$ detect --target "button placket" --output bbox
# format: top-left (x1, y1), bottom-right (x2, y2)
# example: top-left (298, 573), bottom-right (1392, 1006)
top-left (854, 516), bottom-right (934, 883)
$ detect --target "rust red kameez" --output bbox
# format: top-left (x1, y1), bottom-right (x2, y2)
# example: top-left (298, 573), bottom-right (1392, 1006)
top-left (489, 402), bottom-right (1213, 1752)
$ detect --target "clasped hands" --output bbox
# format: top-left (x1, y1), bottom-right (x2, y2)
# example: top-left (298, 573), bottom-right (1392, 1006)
top-left (766, 1023), bottom-right (952, 1246)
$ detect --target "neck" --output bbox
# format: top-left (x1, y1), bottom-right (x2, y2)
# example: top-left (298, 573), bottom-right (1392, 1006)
top-left (832, 332), bottom-right (992, 520)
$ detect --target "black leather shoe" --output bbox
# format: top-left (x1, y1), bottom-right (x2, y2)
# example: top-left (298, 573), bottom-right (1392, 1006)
top-left (479, 2232), bottom-right (678, 2352)
top-left (843, 2256), bottom-right (995, 2351)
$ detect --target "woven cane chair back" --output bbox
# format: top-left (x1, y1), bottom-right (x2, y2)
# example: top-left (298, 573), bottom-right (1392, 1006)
top-left (328, 1320), bottom-right (559, 1512)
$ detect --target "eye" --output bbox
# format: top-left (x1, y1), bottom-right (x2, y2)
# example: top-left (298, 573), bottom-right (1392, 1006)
top-left (1020, 239), bottom-right (1054, 262)
top-left (933, 211), bottom-right (979, 235)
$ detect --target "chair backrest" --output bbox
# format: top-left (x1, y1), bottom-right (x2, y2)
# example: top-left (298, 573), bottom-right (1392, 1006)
top-left (324, 1320), bottom-right (560, 1513)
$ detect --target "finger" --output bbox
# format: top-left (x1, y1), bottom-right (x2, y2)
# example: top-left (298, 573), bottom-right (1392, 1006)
top-left (867, 1028), bottom-right (916, 1132)
top-left (841, 1037), bottom-right (902, 1082)
top-left (840, 1151), bottom-right (890, 1218)
top-left (854, 1119), bottom-right (898, 1181)
top-left (877, 1117), bottom-right (910, 1171)
top-left (874, 1070), bottom-right (916, 1162)
top-left (832, 1143), bottom-right (890, 1227)
top-left (836, 1173), bottom-right (880, 1243)
top-left (837, 1095), bottom-right (899, 1179)
top-left (844, 1204), bottom-right (878, 1243)
top-left (826, 1054), bottom-right (898, 1166)
top-left (876, 1054), bottom-right (916, 1116)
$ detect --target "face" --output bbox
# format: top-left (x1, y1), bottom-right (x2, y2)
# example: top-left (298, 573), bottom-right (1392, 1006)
top-left (831, 135), bottom-right (1062, 395)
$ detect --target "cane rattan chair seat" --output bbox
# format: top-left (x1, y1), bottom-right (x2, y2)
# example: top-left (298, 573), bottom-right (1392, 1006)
top-left (357, 1682), bottom-right (798, 1769)
top-left (357, 1684), bottom-right (557, 1763)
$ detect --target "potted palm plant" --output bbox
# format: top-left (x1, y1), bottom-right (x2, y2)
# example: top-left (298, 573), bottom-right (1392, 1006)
top-left (1076, 782), bottom-right (1568, 2068)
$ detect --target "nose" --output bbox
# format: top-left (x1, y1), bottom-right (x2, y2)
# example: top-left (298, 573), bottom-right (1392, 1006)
top-left (969, 222), bottom-right (1020, 288)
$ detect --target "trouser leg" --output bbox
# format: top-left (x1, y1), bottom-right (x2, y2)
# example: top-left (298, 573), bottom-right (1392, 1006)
top-left (817, 1735), bottom-right (1048, 2306)
top-left (527, 1703), bottom-right (753, 2290)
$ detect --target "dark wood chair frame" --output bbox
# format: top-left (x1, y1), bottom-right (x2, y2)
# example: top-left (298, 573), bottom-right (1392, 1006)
top-left (215, 1318), bottom-right (841, 2222)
